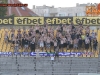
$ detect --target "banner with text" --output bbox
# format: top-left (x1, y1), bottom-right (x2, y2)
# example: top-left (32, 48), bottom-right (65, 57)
top-left (0, 17), bottom-right (100, 25)
top-left (0, 52), bottom-right (93, 56)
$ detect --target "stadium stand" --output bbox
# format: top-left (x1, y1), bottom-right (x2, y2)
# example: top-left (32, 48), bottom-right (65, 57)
top-left (0, 25), bottom-right (100, 75)
top-left (0, 25), bottom-right (99, 57)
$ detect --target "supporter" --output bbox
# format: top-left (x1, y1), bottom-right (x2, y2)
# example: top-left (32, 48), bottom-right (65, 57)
top-left (2, 23), bottom-right (98, 54)
top-left (46, 36), bottom-right (51, 52)
top-left (85, 26), bottom-right (90, 37)
top-left (24, 36), bottom-right (29, 52)
top-left (14, 38), bottom-right (19, 52)
top-left (71, 31), bottom-right (76, 40)
top-left (63, 36), bottom-right (67, 48)
top-left (73, 38), bottom-right (78, 52)
top-left (85, 37), bottom-right (90, 51)
top-left (69, 38), bottom-right (73, 52)
top-left (55, 46), bottom-right (59, 60)
top-left (12, 36), bottom-right (15, 47)
top-left (54, 38), bottom-right (58, 51)
top-left (78, 36), bottom-right (82, 51)
top-left (81, 33), bottom-right (86, 47)
top-left (39, 37), bottom-right (44, 52)
top-left (35, 25), bottom-right (39, 34)
top-left (30, 39), bottom-right (35, 52)
top-left (60, 37), bottom-right (64, 52)
top-left (91, 30), bottom-right (97, 39)
top-left (22, 37), bottom-right (25, 49)
top-left (44, 34), bottom-right (47, 51)
top-left (88, 35), bottom-right (92, 50)
top-left (17, 32), bottom-right (22, 48)
top-left (23, 31), bottom-right (26, 37)
top-left (93, 38), bottom-right (98, 52)
top-left (50, 36), bottom-right (54, 51)
top-left (4, 31), bottom-right (9, 43)
top-left (11, 32), bottom-right (14, 40)
top-left (67, 34), bottom-right (71, 50)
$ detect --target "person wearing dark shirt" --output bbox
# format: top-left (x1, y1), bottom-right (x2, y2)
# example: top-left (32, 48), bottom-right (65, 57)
top-left (93, 38), bottom-right (98, 51)
top-left (88, 36), bottom-right (92, 50)
top-left (71, 32), bottom-right (76, 40)
top-left (28, 31), bottom-right (32, 37)
top-left (55, 47), bottom-right (59, 61)
top-left (72, 25), bottom-right (75, 29)
top-left (78, 36), bottom-right (82, 51)
top-left (30, 39), bottom-right (35, 52)
top-left (24, 38), bottom-right (29, 52)
top-left (61, 25), bottom-right (63, 32)
top-left (22, 37), bottom-right (25, 49)
top-left (76, 32), bottom-right (81, 39)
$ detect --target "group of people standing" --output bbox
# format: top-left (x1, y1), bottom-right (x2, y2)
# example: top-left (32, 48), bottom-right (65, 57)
top-left (4, 24), bottom-right (98, 53)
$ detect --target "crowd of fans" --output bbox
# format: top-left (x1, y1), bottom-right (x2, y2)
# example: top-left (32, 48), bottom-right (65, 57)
top-left (4, 24), bottom-right (98, 53)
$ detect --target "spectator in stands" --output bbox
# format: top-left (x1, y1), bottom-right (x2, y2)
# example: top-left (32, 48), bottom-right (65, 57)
top-left (69, 38), bottom-right (73, 52)
top-left (93, 38), bottom-right (98, 52)
top-left (73, 38), bottom-right (78, 52)
top-left (14, 38), bottom-right (19, 52)
top-left (1, 23), bottom-right (99, 54)
top-left (24, 36), bottom-right (29, 52)
top-left (55, 46), bottom-right (59, 60)
top-left (54, 38), bottom-right (58, 52)
top-left (85, 37), bottom-right (90, 51)
top-left (85, 26), bottom-right (90, 37)
top-left (78, 36), bottom-right (82, 51)
top-left (39, 36), bottom-right (44, 52)
top-left (46, 36), bottom-right (51, 52)
top-left (81, 33), bottom-right (86, 48)
top-left (4, 31), bottom-right (9, 43)
top-left (22, 37), bottom-right (25, 49)
top-left (91, 30), bottom-right (97, 39)
top-left (30, 39), bottom-right (35, 52)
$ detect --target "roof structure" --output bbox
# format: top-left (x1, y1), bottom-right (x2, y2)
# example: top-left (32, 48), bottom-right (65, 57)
top-left (7, 0), bottom-right (38, 16)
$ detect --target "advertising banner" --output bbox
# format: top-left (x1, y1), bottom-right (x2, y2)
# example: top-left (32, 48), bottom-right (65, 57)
top-left (0, 17), bottom-right (14, 25)
top-left (14, 17), bottom-right (44, 25)
top-left (0, 17), bottom-right (100, 25)
top-left (0, 52), bottom-right (93, 56)
top-left (44, 17), bottom-right (73, 25)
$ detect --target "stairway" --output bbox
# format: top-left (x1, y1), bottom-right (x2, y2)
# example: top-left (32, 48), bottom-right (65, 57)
top-left (0, 57), bottom-right (98, 75)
